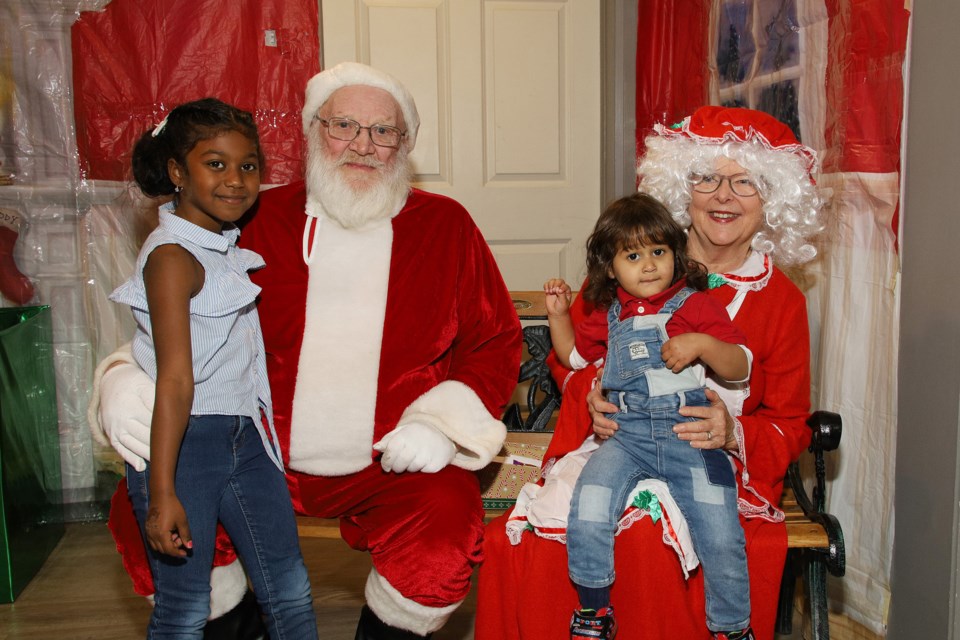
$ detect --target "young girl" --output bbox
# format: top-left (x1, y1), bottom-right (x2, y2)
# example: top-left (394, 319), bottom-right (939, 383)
top-left (110, 98), bottom-right (318, 639)
top-left (544, 193), bottom-right (754, 640)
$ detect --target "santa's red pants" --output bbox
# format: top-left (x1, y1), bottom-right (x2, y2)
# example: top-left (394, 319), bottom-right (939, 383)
top-left (288, 463), bottom-right (484, 607)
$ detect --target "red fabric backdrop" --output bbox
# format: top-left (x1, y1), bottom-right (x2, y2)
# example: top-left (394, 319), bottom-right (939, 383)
top-left (823, 0), bottom-right (910, 244)
top-left (822, 0), bottom-right (910, 175)
top-left (72, 0), bottom-right (320, 186)
top-left (634, 0), bottom-right (711, 161)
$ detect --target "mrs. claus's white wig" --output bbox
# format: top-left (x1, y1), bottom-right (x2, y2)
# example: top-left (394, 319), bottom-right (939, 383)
top-left (638, 106), bottom-right (823, 266)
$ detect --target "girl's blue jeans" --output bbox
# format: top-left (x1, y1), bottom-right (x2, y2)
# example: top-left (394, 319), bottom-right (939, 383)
top-left (127, 415), bottom-right (317, 639)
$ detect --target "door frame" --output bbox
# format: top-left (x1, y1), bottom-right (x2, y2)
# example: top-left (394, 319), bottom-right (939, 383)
top-left (601, 1), bottom-right (638, 207)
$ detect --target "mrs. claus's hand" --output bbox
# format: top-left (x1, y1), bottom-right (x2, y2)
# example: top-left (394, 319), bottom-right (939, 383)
top-left (675, 388), bottom-right (737, 451)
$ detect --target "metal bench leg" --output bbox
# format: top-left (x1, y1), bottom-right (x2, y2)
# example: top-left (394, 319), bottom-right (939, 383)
top-left (776, 552), bottom-right (797, 635)
top-left (805, 557), bottom-right (830, 640)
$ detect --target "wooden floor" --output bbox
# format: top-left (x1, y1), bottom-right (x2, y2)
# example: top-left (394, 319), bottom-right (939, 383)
top-left (0, 522), bottom-right (812, 640)
top-left (0, 522), bottom-right (477, 640)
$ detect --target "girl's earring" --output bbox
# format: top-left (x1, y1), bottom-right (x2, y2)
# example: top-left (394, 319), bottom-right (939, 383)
top-left (175, 185), bottom-right (183, 193)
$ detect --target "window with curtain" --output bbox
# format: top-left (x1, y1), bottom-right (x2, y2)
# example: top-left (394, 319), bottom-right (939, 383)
top-left (713, 0), bottom-right (803, 141)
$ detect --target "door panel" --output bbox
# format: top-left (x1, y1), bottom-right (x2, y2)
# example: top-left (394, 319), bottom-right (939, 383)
top-left (321, 0), bottom-right (601, 289)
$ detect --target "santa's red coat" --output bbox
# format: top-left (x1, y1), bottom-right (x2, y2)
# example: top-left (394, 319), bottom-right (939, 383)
top-left (244, 182), bottom-right (520, 481)
top-left (475, 266), bottom-right (811, 640)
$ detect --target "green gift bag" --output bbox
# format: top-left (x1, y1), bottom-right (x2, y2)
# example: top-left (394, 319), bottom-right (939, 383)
top-left (0, 305), bottom-right (64, 603)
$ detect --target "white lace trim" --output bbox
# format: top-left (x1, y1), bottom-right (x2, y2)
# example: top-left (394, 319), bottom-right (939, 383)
top-left (717, 250), bottom-right (774, 293)
top-left (733, 416), bottom-right (785, 522)
top-left (654, 120), bottom-right (819, 174)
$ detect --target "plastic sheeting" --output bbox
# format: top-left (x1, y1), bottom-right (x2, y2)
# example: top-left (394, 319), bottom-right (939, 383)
top-left (635, 0), bottom-right (910, 634)
top-left (810, 3), bottom-right (908, 633)
top-left (0, 305), bottom-right (65, 602)
top-left (0, 0), bottom-right (320, 520)
top-left (72, 0), bottom-right (320, 186)
top-left (805, 171), bottom-right (900, 635)
top-left (0, 0), bottom-right (102, 516)
top-left (822, 0), bottom-right (909, 175)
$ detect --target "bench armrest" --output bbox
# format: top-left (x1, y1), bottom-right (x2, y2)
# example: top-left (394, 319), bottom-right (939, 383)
top-left (503, 324), bottom-right (561, 432)
top-left (784, 410), bottom-right (846, 576)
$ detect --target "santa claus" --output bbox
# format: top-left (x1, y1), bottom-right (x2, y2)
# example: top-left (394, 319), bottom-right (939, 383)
top-left (90, 62), bottom-right (521, 638)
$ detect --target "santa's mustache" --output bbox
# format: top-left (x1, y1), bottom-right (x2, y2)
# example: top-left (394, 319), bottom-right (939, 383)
top-left (336, 152), bottom-right (385, 170)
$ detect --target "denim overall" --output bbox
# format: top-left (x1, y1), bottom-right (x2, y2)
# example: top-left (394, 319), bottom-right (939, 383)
top-left (567, 288), bottom-right (750, 632)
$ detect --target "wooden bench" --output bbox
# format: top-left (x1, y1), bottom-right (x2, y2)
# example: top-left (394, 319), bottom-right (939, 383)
top-left (297, 291), bottom-right (845, 639)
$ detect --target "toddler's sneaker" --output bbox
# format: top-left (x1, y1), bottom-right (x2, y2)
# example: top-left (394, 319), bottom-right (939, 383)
top-left (714, 628), bottom-right (755, 640)
top-left (570, 606), bottom-right (618, 639)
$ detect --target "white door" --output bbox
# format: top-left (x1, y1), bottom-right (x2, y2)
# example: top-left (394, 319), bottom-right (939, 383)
top-left (321, 0), bottom-right (601, 290)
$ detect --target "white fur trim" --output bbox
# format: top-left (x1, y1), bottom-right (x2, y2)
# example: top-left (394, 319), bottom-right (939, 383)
top-left (364, 568), bottom-right (460, 635)
top-left (289, 217), bottom-right (392, 475)
top-left (87, 342), bottom-right (136, 446)
top-left (301, 62), bottom-right (420, 149)
top-left (397, 380), bottom-right (507, 471)
top-left (208, 560), bottom-right (248, 620)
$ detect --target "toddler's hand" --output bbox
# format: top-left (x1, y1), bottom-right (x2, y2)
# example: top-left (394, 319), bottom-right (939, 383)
top-left (661, 334), bottom-right (706, 372)
top-left (543, 278), bottom-right (572, 316)
top-left (145, 494), bottom-right (193, 558)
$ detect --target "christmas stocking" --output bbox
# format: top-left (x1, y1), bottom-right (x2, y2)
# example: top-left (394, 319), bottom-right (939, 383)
top-left (0, 207), bottom-right (34, 304)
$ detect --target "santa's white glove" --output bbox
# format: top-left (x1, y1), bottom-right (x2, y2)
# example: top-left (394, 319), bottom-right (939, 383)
top-left (99, 362), bottom-right (155, 472)
top-left (373, 422), bottom-right (457, 474)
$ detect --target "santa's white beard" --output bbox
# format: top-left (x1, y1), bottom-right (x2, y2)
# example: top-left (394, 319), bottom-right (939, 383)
top-left (305, 133), bottom-right (413, 229)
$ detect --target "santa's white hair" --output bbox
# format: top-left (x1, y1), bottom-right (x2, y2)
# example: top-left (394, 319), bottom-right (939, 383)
top-left (638, 130), bottom-right (824, 267)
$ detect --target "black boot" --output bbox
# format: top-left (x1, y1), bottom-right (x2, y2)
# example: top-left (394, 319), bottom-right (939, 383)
top-left (354, 604), bottom-right (432, 640)
top-left (203, 589), bottom-right (269, 640)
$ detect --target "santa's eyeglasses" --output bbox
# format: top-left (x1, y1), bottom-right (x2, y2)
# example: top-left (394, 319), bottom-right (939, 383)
top-left (314, 116), bottom-right (405, 148)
